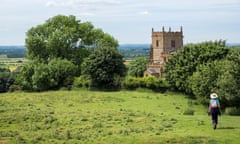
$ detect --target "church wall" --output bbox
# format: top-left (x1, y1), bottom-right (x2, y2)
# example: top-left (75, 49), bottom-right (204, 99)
top-left (146, 27), bottom-right (183, 77)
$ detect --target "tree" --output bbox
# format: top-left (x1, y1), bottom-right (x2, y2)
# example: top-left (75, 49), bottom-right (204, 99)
top-left (16, 59), bottom-right (77, 91)
top-left (0, 68), bottom-right (12, 92)
top-left (48, 58), bottom-right (77, 88)
top-left (127, 57), bottom-right (148, 77)
top-left (25, 15), bottom-right (118, 74)
top-left (185, 47), bottom-right (240, 107)
top-left (216, 48), bottom-right (240, 107)
top-left (164, 40), bottom-right (229, 94)
top-left (188, 61), bottom-right (221, 103)
top-left (15, 60), bottom-right (35, 91)
top-left (31, 62), bottom-right (51, 91)
top-left (82, 47), bottom-right (126, 89)
top-left (19, 14), bottom-right (119, 91)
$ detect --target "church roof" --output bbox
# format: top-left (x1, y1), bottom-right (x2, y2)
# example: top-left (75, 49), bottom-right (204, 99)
top-left (147, 69), bottom-right (159, 74)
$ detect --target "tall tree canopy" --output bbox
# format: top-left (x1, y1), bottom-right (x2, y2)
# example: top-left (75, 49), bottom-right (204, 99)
top-left (164, 40), bottom-right (229, 94)
top-left (188, 48), bottom-right (240, 107)
top-left (81, 47), bottom-right (126, 89)
top-left (127, 57), bottom-right (148, 77)
top-left (18, 15), bottom-right (119, 91)
top-left (164, 40), bottom-right (240, 107)
top-left (25, 15), bottom-right (118, 70)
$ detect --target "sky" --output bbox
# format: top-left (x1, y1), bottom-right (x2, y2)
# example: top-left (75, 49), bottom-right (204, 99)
top-left (0, 0), bottom-right (239, 45)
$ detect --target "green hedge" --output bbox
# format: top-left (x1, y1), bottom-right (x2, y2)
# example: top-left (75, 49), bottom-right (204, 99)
top-left (225, 107), bottom-right (240, 116)
top-left (123, 76), bottom-right (170, 92)
top-left (73, 76), bottom-right (91, 88)
top-left (74, 75), bottom-right (170, 92)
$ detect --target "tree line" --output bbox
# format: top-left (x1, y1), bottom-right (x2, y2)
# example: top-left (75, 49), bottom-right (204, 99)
top-left (0, 46), bottom-right (26, 58)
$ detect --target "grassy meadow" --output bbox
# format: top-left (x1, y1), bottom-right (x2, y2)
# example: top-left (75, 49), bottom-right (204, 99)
top-left (0, 90), bottom-right (239, 144)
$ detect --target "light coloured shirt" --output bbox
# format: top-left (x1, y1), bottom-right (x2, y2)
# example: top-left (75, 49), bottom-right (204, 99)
top-left (210, 99), bottom-right (219, 108)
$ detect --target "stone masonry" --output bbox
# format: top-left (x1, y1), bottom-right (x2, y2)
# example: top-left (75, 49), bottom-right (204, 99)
top-left (145, 26), bottom-right (183, 77)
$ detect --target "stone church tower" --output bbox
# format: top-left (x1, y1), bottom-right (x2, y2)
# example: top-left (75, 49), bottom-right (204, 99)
top-left (145, 26), bottom-right (183, 77)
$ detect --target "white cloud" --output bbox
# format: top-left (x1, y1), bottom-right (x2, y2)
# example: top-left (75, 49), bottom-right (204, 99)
top-left (46, 1), bottom-right (58, 7)
top-left (0, 0), bottom-right (239, 45)
top-left (45, 0), bottom-right (121, 7)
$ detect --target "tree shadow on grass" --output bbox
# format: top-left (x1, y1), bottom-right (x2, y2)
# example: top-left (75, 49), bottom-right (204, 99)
top-left (217, 126), bottom-right (236, 130)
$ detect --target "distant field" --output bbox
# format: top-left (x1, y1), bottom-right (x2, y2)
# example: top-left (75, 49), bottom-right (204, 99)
top-left (0, 55), bottom-right (27, 71)
top-left (0, 90), bottom-right (239, 144)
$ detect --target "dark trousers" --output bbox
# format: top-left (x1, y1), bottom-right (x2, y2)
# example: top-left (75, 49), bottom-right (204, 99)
top-left (211, 107), bottom-right (219, 124)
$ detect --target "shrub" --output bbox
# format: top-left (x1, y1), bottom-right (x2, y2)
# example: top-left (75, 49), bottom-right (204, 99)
top-left (74, 75), bottom-right (91, 88)
top-left (225, 107), bottom-right (240, 116)
top-left (123, 77), bottom-right (140, 90)
top-left (8, 84), bottom-right (20, 92)
top-left (16, 58), bottom-right (77, 91)
top-left (124, 76), bottom-right (169, 92)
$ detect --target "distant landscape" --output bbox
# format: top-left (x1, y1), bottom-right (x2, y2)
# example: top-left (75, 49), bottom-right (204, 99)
top-left (1, 43), bottom-right (239, 59)
top-left (0, 44), bottom-right (150, 60)
top-left (0, 46), bottom-right (26, 58)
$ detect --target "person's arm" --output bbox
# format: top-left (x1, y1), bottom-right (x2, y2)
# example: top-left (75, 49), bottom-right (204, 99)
top-left (208, 103), bottom-right (211, 114)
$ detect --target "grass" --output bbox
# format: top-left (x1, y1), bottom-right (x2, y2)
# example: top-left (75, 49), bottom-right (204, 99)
top-left (0, 90), bottom-right (239, 144)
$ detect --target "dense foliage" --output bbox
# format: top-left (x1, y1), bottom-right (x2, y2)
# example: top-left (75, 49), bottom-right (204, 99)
top-left (16, 59), bottom-right (77, 91)
top-left (16, 15), bottom-right (120, 91)
top-left (189, 48), bottom-right (240, 107)
top-left (25, 15), bottom-right (118, 74)
top-left (124, 76), bottom-right (169, 92)
top-left (0, 68), bottom-right (14, 92)
top-left (165, 40), bottom-right (228, 94)
top-left (165, 40), bottom-right (240, 107)
top-left (81, 47), bottom-right (126, 89)
top-left (127, 57), bottom-right (148, 77)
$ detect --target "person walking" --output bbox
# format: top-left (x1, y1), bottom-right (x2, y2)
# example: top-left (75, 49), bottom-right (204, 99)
top-left (208, 93), bottom-right (221, 130)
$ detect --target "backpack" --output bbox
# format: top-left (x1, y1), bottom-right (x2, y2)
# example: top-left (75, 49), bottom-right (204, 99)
top-left (210, 99), bottom-right (217, 108)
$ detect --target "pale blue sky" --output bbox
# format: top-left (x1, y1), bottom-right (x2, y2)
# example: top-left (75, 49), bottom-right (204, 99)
top-left (0, 0), bottom-right (239, 45)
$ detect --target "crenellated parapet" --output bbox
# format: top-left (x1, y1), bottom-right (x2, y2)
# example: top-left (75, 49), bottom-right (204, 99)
top-left (145, 26), bottom-right (183, 77)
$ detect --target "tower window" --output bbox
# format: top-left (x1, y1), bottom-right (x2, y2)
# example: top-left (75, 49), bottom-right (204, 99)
top-left (171, 40), bottom-right (175, 48)
top-left (156, 40), bottom-right (159, 47)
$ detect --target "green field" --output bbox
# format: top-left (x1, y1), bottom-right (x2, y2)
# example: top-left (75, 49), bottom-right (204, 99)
top-left (0, 90), bottom-right (239, 144)
top-left (0, 55), bottom-right (26, 71)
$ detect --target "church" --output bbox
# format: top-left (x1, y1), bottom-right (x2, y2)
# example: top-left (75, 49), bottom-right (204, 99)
top-left (145, 26), bottom-right (183, 77)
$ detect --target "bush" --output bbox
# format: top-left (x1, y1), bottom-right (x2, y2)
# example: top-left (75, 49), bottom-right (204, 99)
top-left (16, 58), bottom-right (77, 91)
top-left (8, 84), bottom-right (20, 92)
top-left (123, 76), bottom-right (169, 92)
top-left (123, 77), bottom-right (140, 90)
top-left (74, 76), bottom-right (91, 88)
top-left (225, 107), bottom-right (240, 116)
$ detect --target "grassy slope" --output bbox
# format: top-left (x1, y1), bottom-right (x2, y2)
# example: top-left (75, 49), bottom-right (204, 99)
top-left (0, 90), bottom-right (239, 144)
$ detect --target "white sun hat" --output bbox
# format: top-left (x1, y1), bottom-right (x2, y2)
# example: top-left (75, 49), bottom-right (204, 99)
top-left (210, 93), bottom-right (218, 99)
